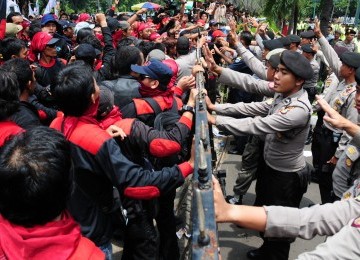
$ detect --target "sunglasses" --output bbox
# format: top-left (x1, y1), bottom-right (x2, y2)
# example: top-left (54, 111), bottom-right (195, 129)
top-left (47, 44), bottom-right (56, 48)
top-left (139, 74), bottom-right (151, 80)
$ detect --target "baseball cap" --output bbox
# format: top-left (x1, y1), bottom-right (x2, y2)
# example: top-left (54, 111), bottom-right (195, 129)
top-left (119, 21), bottom-right (130, 30)
top-left (209, 20), bottom-right (218, 26)
top-left (58, 20), bottom-right (75, 30)
top-left (77, 13), bottom-right (92, 23)
top-left (131, 59), bottom-right (173, 90)
top-left (147, 49), bottom-right (166, 61)
top-left (212, 30), bottom-right (226, 38)
top-left (75, 43), bottom-right (102, 60)
top-left (30, 32), bottom-right (59, 53)
top-left (74, 22), bottom-right (95, 35)
top-left (107, 17), bottom-right (121, 33)
top-left (41, 13), bottom-right (59, 27)
top-left (5, 23), bottom-right (23, 37)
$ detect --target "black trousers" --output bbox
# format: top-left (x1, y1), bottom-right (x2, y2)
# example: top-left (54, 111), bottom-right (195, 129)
top-left (155, 190), bottom-right (179, 260)
top-left (254, 162), bottom-right (304, 260)
top-left (122, 203), bottom-right (157, 260)
top-left (311, 124), bottom-right (338, 204)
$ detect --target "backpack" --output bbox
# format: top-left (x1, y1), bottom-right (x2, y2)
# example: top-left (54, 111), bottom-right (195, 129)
top-left (143, 97), bottom-right (190, 168)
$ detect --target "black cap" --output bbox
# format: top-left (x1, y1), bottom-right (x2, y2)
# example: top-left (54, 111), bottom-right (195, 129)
top-left (355, 67), bottom-right (360, 85)
top-left (346, 28), bottom-right (356, 35)
top-left (287, 34), bottom-right (301, 43)
top-left (58, 20), bottom-right (75, 30)
top-left (278, 37), bottom-right (291, 46)
top-left (340, 51), bottom-right (360, 69)
top-left (177, 36), bottom-right (190, 50)
top-left (75, 43), bottom-right (101, 59)
top-left (280, 50), bottom-right (313, 80)
top-left (107, 17), bottom-right (121, 33)
top-left (263, 39), bottom-right (283, 51)
top-left (300, 30), bottom-right (315, 39)
top-left (268, 53), bottom-right (281, 69)
top-left (98, 86), bottom-right (115, 118)
top-left (301, 44), bottom-right (316, 54)
top-left (333, 45), bottom-right (349, 57)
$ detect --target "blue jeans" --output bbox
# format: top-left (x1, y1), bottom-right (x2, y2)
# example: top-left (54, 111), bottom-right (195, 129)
top-left (99, 242), bottom-right (113, 260)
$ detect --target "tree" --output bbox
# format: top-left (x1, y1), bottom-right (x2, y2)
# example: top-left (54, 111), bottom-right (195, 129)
top-left (318, 0), bottom-right (333, 37)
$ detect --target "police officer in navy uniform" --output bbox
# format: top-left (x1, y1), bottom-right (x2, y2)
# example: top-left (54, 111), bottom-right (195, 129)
top-left (206, 48), bottom-right (313, 260)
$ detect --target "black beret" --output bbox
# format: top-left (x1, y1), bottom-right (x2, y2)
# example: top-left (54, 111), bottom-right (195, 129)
top-left (268, 53), bottom-right (281, 69)
top-left (263, 39), bottom-right (283, 51)
top-left (340, 51), bottom-right (360, 69)
top-left (278, 37), bottom-right (291, 46)
top-left (355, 67), bottom-right (360, 85)
top-left (301, 44), bottom-right (316, 54)
top-left (287, 34), bottom-right (301, 43)
top-left (346, 28), bottom-right (356, 35)
top-left (300, 30), bottom-right (315, 39)
top-left (280, 50), bottom-right (313, 80)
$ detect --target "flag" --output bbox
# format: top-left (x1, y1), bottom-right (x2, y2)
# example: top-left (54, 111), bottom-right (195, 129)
top-left (34, 0), bottom-right (40, 15)
top-left (43, 0), bottom-right (57, 14)
top-left (29, 3), bottom-right (35, 17)
top-left (0, 0), bottom-right (6, 40)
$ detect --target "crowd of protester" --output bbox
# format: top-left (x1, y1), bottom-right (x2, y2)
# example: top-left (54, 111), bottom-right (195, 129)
top-left (3, 0), bottom-right (360, 259)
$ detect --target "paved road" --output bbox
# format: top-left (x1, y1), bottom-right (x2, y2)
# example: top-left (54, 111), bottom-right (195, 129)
top-left (216, 136), bottom-right (325, 260)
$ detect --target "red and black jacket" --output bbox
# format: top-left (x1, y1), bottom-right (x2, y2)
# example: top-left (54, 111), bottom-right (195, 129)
top-left (50, 116), bottom-right (192, 246)
top-left (121, 94), bottom-right (184, 127)
top-left (0, 121), bottom-right (24, 147)
top-left (101, 107), bottom-right (192, 166)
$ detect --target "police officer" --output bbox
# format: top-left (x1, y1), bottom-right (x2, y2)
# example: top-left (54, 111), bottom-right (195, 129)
top-left (301, 44), bottom-right (320, 104)
top-left (336, 28), bottom-right (358, 53)
top-left (206, 49), bottom-right (313, 260)
top-left (212, 95), bottom-right (360, 259)
top-left (313, 20), bottom-right (360, 203)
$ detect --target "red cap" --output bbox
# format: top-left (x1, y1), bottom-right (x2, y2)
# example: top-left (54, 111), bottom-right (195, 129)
top-left (149, 32), bottom-right (161, 41)
top-left (162, 59), bottom-right (179, 89)
top-left (212, 30), bottom-right (226, 38)
top-left (30, 32), bottom-right (59, 53)
top-left (77, 13), bottom-right (91, 23)
top-left (197, 19), bottom-right (206, 27)
top-left (138, 22), bottom-right (152, 32)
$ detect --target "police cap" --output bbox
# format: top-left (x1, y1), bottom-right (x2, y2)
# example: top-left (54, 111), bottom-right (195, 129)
top-left (340, 51), bottom-right (360, 69)
top-left (301, 44), bottom-right (316, 54)
top-left (287, 34), bottom-right (301, 43)
top-left (300, 30), bottom-right (315, 39)
top-left (278, 37), bottom-right (291, 46)
top-left (280, 50), bottom-right (313, 80)
top-left (346, 28), bottom-right (356, 35)
top-left (263, 39), bottom-right (283, 51)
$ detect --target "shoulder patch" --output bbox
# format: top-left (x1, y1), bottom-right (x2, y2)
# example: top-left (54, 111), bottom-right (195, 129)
top-left (69, 123), bottom-right (112, 155)
top-left (265, 98), bottom-right (274, 105)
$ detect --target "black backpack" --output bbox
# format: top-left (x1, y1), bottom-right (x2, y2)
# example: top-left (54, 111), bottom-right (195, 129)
top-left (143, 97), bottom-right (190, 168)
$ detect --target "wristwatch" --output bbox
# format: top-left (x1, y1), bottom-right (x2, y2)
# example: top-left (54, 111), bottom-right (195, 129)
top-left (181, 105), bottom-right (195, 114)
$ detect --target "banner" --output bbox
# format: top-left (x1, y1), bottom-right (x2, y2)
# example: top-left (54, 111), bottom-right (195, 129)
top-left (0, 0), bottom-right (6, 40)
top-left (43, 0), bottom-right (57, 14)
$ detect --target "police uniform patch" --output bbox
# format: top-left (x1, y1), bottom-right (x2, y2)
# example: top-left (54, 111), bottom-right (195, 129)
top-left (279, 106), bottom-right (295, 114)
top-left (348, 146), bottom-right (357, 155)
top-left (346, 158), bottom-right (353, 167)
top-left (265, 98), bottom-right (274, 105)
top-left (343, 192), bottom-right (352, 199)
